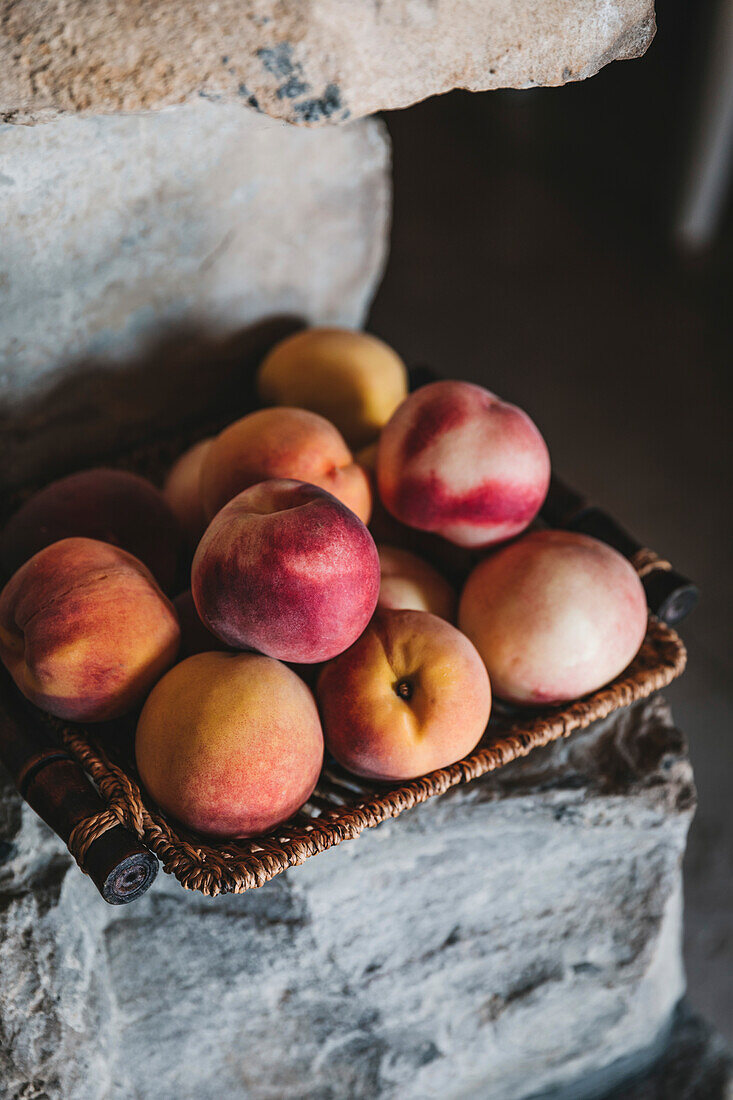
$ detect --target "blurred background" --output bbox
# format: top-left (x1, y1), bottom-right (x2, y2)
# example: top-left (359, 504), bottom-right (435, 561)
top-left (370, 0), bottom-right (733, 1042)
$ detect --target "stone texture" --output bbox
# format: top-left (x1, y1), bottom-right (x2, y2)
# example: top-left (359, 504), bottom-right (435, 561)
top-left (0, 0), bottom-right (656, 128)
top-left (0, 697), bottom-right (695, 1099)
top-left (0, 101), bottom-right (390, 489)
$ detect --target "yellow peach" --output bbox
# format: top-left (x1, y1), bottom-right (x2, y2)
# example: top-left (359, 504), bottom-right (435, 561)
top-left (317, 609), bottom-right (491, 781)
top-left (257, 327), bottom-right (408, 450)
top-left (135, 651), bottom-right (324, 837)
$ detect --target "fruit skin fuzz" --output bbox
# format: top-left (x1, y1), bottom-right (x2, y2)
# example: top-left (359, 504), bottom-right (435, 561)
top-left (317, 608), bottom-right (492, 782)
top-left (377, 379), bottom-right (550, 548)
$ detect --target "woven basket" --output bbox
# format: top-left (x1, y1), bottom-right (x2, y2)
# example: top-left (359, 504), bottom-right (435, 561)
top-left (48, 616), bottom-right (684, 895)
top-left (1, 411), bottom-right (688, 897)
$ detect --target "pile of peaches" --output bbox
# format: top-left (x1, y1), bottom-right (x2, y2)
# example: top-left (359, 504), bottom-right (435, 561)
top-left (0, 329), bottom-right (649, 840)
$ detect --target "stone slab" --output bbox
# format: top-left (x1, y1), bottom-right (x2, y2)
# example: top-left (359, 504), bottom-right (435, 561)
top-left (0, 0), bottom-right (656, 128)
top-left (0, 696), bottom-right (695, 1099)
top-left (0, 101), bottom-right (390, 489)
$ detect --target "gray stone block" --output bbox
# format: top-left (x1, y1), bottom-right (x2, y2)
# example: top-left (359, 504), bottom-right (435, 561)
top-left (0, 101), bottom-right (390, 488)
top-left (0, 0), bottom-right (656, 127)
top-left (0, 696), bottom-right (695, 1099)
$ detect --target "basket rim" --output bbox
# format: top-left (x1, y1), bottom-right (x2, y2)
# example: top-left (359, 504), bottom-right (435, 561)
top-left (49, 615), bottom-right (685, 896)
top-left (0, 377), bottom-right (688, 898)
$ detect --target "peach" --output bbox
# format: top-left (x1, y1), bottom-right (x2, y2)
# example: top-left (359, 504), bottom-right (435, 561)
top-left (257, 327), bottom-right (408, 449)
top-left (458, 529), bottom-right (649, 705)
top-left (317, 609), bottom-right (492, 781)
top-left (377, 545), bottom-right (456, 621)
top-left (135, 652), bottom-right (324, 838)
top-left (162, 439), bottom-right (211, 549)
top-left (377, 380), bottom-right (550, 548)
top-left (0, 468), bottom-right (183, 591)
top-left (173, 589), bottom-right (229, 658)
top-left (192, 479), bottom-right (380, 663)
top-left (0, 538), bottom-right (180, 722)
top-left (200, 407), bottom-right (371, 523)
top-left (359, 442), bottom-right (479, 581)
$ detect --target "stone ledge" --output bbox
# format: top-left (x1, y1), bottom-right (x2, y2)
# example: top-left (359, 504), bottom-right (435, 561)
top-left (0, 696), bottom-right (695, 1099)
top-left (0, 101), bottom-right (390, 489)
top-left (0, 0), bottom-right (656, 127)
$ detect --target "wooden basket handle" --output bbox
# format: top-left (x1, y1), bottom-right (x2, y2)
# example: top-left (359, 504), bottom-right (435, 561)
top-left (0, 671), bottom-right (158, 904)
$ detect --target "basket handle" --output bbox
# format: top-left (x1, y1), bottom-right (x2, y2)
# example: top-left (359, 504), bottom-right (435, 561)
top-left (0, 671), bottom-right (158, 904)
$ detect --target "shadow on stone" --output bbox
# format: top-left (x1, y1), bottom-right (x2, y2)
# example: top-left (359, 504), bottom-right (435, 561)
top-left (1, 313), bottom-right (304, 492)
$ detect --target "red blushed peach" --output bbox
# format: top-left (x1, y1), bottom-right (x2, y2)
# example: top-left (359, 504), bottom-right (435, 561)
top-left (163, 439), bottom-right (211, 549)
top-left (358, 442), bottom-right (478, 582)
top-left (173, 589), bottom-right (230, 658)
top-left (377, 545), bottom-right (456, 621)
top-left (135, 651), bottom-right (324, 838)
top-left (317, 609), bottom-right (492, 781)
top-left (200, 407), bottom-right (371, 523)
top-left (192, 479), bottom-right (380, 664)
top-left (377, 380), bottom-right (550, 548)
top-left (0, 538), bottom-right (180, 722)
top-left (458, 529), bottom-right (649, 705)
top-left (0, 468), bottom-right (183, 591)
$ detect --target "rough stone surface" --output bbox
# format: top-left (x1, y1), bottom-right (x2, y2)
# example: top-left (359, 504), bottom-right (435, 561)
top-left (0, 697), bottom-right (695, 1099)
top-left (0, 0), bottom-right (656, 128)
top-left (0, 101), bottom-right (390, 489)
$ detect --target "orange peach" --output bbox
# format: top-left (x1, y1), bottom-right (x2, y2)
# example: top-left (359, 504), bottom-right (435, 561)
top-left (192, 479), bottom-right (380, 664)
top-left (200, 407), bottom-right (371, 523)
top-left (135, 651), bottom-right (324, 837)
top-left (317, 609), bottom-right (492, 781)
top-left (0, 468), bottom-right (183, 591)
top-left (0, 538), bottom-right (180, 721)
top-left (377, 380), bottom-right (550, 548)
top-left (257, 327), bottom-right (408, 449)
top-left (458, 529), bottom-right (648, 705)
top-left (377, 545), bottom-right (456, 621)
top-left (162, 439), bottom-right (211, 549)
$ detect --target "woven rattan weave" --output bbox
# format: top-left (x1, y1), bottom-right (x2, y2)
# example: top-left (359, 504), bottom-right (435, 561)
top-left (1, 407), bottom-right (688, 896)
top-left (47, 615), bottom-right (685, 895)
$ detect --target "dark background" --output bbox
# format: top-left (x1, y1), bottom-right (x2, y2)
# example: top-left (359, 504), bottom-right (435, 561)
top-left (370, 0), bottom-right (733, 1041)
